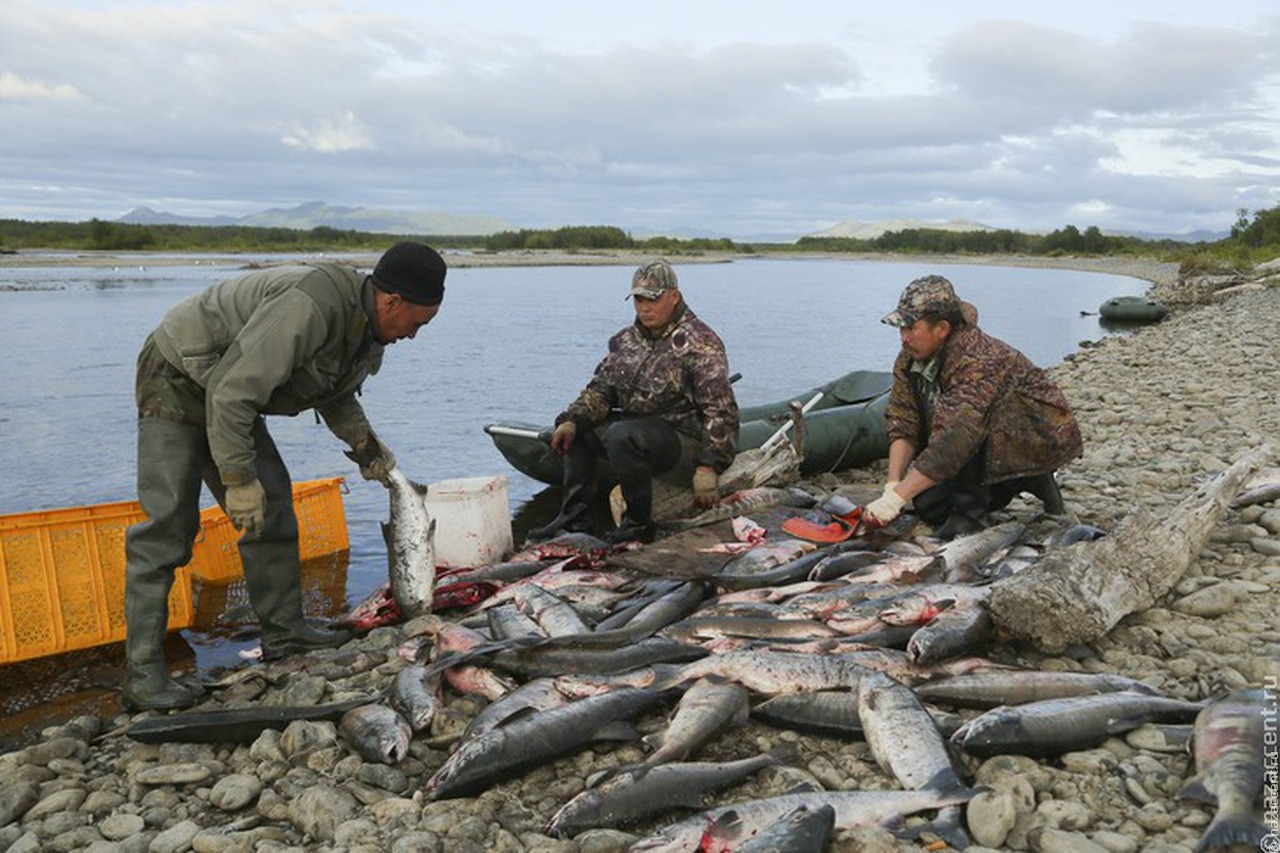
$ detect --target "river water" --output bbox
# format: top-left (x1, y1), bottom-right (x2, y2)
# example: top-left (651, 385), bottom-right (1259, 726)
top-left (0, 253), bottom-right (1144, 682)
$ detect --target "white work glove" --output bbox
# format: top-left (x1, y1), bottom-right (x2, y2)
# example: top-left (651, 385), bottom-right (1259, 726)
top-left (692, 466), bottom-right (719, 509)
top-left (864, 483), bottom-right (907, 528)
top-left (226, 480), bottom-right (266, 533)
top-left (548, 421), bottom-right (577, 456)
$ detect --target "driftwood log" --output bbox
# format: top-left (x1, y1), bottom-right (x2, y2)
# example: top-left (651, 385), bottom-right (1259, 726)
top-left (987, 445), bottom-right (1270, 653)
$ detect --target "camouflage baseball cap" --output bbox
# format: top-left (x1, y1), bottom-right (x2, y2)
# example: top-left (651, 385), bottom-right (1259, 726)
top-left (881, 275), bottom-right (962, 326)
top-left (627, 259), bottom-right (679, 300)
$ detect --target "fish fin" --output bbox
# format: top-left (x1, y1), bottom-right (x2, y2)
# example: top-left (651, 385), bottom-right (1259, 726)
top-left (1195, 813), bottom-right (1266, 852)
top-left (765, 743), bottom-right (803, 766)
top-left (1106, 714), bottom-right (1150, 735)
top-left (783, 781), bottom-right (822, 795)
top-left (381, 521), bottom-right (393, 548)
top-left (1177, 775), bottom-right (1217, 805)
top-left (585, 763), bottom-right (640, 787)
top-left (701, 809), bottom-right (744, 847)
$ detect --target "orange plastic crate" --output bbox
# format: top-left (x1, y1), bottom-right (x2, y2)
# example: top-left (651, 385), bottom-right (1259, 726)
top-left (189, 477), bottom-right (349, 583)
top-left (0, 477), bottom-right (348, 664)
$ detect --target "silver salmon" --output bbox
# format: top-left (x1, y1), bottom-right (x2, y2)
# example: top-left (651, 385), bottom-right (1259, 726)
top-left (383, 468), bottom-right (436, 619)
top-left (915, 669), bottom-right (1156, 709)
top-left (545, 752), bottom-right (779, 838)
top-left (629, 786), bottom-right (976, 851)
top-left (339, 703), bottom-right (412, 765)
top-left (639, 677), bottom-right (750, 768)
top-left (857, 670), bottom-right (962, 792)
top-left (951, 690), bottom-right (1204, 758)
top-left (390, 663), bottom-right (443, 733)
top-left (1179, 687), bottom-right (1267, 853)
top-left (424, 686), bottom-right (667, 800)
top-left (734, 803), bottom-right (836, 853)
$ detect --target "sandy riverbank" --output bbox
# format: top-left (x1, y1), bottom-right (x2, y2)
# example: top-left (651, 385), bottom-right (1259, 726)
top-left (0, 248), bottom-right (1182, 291)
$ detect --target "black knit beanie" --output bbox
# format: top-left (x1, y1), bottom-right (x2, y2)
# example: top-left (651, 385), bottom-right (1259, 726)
top-left (371, 242), bottom-right (447, 306)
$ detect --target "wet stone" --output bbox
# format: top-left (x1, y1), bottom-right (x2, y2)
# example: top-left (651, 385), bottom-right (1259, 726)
top-left (1060, 749), bottom-right (1118, 775)
top-left (287, 784), bottom-right (358, 842)
top-left (1030, 828), bottom-right (1109, 853)
top-left (144, 821), bottom-right (197, 853)
top-left (0, 780), bottom-right (40, 826)
top-left (24, 786), bottom-right (87, 820)
top-left (99, 812), bottom-right (147, 840)
top-left (134, 763), bottom-right (213, 786)
top-left (1036, 798), bottom-right (1095, 830)
top-left (1090, 830), bottom-right (1140, 853)
top-left (968, 788), bottom-right (1018, 848)
top-left (209, 773), bottom-right (262, 811)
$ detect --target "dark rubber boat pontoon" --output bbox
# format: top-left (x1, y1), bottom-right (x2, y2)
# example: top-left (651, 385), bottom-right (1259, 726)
top-left (484, 369), bottom-right (894, 486)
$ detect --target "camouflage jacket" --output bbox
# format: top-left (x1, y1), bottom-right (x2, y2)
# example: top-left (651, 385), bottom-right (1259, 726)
top-left (885, 318), bottom-right (1082, 484)
top-left (557, 304), bottom-right (740, 472)
top-left (143, 262), bottom-right (383, 486)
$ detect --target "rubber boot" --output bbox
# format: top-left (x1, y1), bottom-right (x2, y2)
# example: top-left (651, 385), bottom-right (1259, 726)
top-left (122, 578), bottom-right (203, 711)
top-left (527, 482), bottom-right (594, 541)
top-left (933, 484), bottom-right (989, 540)
top-left (528, 440), bottom-right (596, 542)
top-left (243, 535), bottom-right (351, 660)
top-left (604, 469), bottom-right (656, 545)
top-left (1027, 472), bottom-right (1065, 514)
top-left (235, 424), bottom-right (350, 661)
top-left (122, 417), bottom-right (205, 711)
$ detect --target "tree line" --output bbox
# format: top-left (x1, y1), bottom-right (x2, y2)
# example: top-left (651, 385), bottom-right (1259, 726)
top-left (2, 205), bottom-right (1278, 261)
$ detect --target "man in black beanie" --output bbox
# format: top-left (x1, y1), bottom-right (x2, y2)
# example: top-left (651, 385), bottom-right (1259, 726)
top-left (121, 242), bottom-right (446, 711)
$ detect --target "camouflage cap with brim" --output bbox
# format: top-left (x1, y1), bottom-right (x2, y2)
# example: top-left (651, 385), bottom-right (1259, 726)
top-left (881, 275), bottom-right (962, 326)
top-left (627, 259), bottom-right (679, 300)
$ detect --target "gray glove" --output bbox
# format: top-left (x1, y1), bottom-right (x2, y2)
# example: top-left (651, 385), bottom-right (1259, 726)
top-left (349, 433), bottom-right (397, 485)
top-left (225, 480), bottom-right (266, 533)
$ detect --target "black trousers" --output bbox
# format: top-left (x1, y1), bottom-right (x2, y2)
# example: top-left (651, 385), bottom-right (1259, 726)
top-left (912, 447), bottom-right (1057, 525)
top-left (565, 417), bottom-right (688, 522)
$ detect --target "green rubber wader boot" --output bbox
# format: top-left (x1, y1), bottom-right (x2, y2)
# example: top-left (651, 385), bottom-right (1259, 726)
top-left (122, 417), bottom-right (206, 711)
top-left (201, 420), bottom-right (352, 662)
top-left (237, 452), bottom-right (350, 662)
top-left (122, 586), bottom-right (202, 711)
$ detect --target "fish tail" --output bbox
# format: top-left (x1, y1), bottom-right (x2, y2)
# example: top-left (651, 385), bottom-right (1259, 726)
top-left (904, 803), bottom-right (972, 850)
top-left (1195, 813), bottom-right (1266, 852)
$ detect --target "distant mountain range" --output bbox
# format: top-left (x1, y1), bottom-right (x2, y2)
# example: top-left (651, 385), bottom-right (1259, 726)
top-left (810, 218), bottom-right (996, 240)
top-left (809, 218), bottom-right (1226, 243)
top-left (116, 201), bottom-right (517, 236)
top-left (114, 204), bottom-right (1227, 244)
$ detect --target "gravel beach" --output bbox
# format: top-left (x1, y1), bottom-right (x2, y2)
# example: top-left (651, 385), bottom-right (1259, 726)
top-left (0, 254), bottom-right (1276, 853)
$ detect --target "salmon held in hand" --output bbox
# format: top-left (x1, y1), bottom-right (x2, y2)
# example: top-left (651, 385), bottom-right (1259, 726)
top-left (384, 468), bottom-right (437, 619)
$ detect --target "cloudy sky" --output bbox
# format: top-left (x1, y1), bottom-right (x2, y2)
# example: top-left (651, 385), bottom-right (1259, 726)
top-left (3, 1), bottom-right (1278, 240)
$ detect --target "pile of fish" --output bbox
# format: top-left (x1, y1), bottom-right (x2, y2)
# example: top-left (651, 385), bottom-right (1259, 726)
top-left (129, 482), bottom-right (1272, 851)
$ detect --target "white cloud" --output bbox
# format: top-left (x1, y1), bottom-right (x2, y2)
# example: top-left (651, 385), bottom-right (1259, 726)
top-left (0, 0), bottom-right (1277, 236)
top-left (280, 112), bottom-right (374, 154)
top-left (0, 72), bottom-right (82, 100)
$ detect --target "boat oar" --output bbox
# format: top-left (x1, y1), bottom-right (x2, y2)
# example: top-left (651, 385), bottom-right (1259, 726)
top-left (484, 425), bottom-right (553, 443)
top-left (759, 390), bottom-right (824, 454)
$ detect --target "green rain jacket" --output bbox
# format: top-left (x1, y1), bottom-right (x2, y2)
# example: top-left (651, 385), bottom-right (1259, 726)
top-left (146, 262), bottom-right (383, 486)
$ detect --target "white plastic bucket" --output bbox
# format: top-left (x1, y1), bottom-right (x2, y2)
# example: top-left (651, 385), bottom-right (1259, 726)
top-left (424, 475), bottom-right (513, 568)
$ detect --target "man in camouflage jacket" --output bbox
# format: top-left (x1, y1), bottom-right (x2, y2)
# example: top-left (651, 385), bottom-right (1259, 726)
top-left (530, 260), bottom-right (739, 544)
top-left (123, 242), bottom-right (446, 711)
top-left (864, 275), bottom-right (1082, 538)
